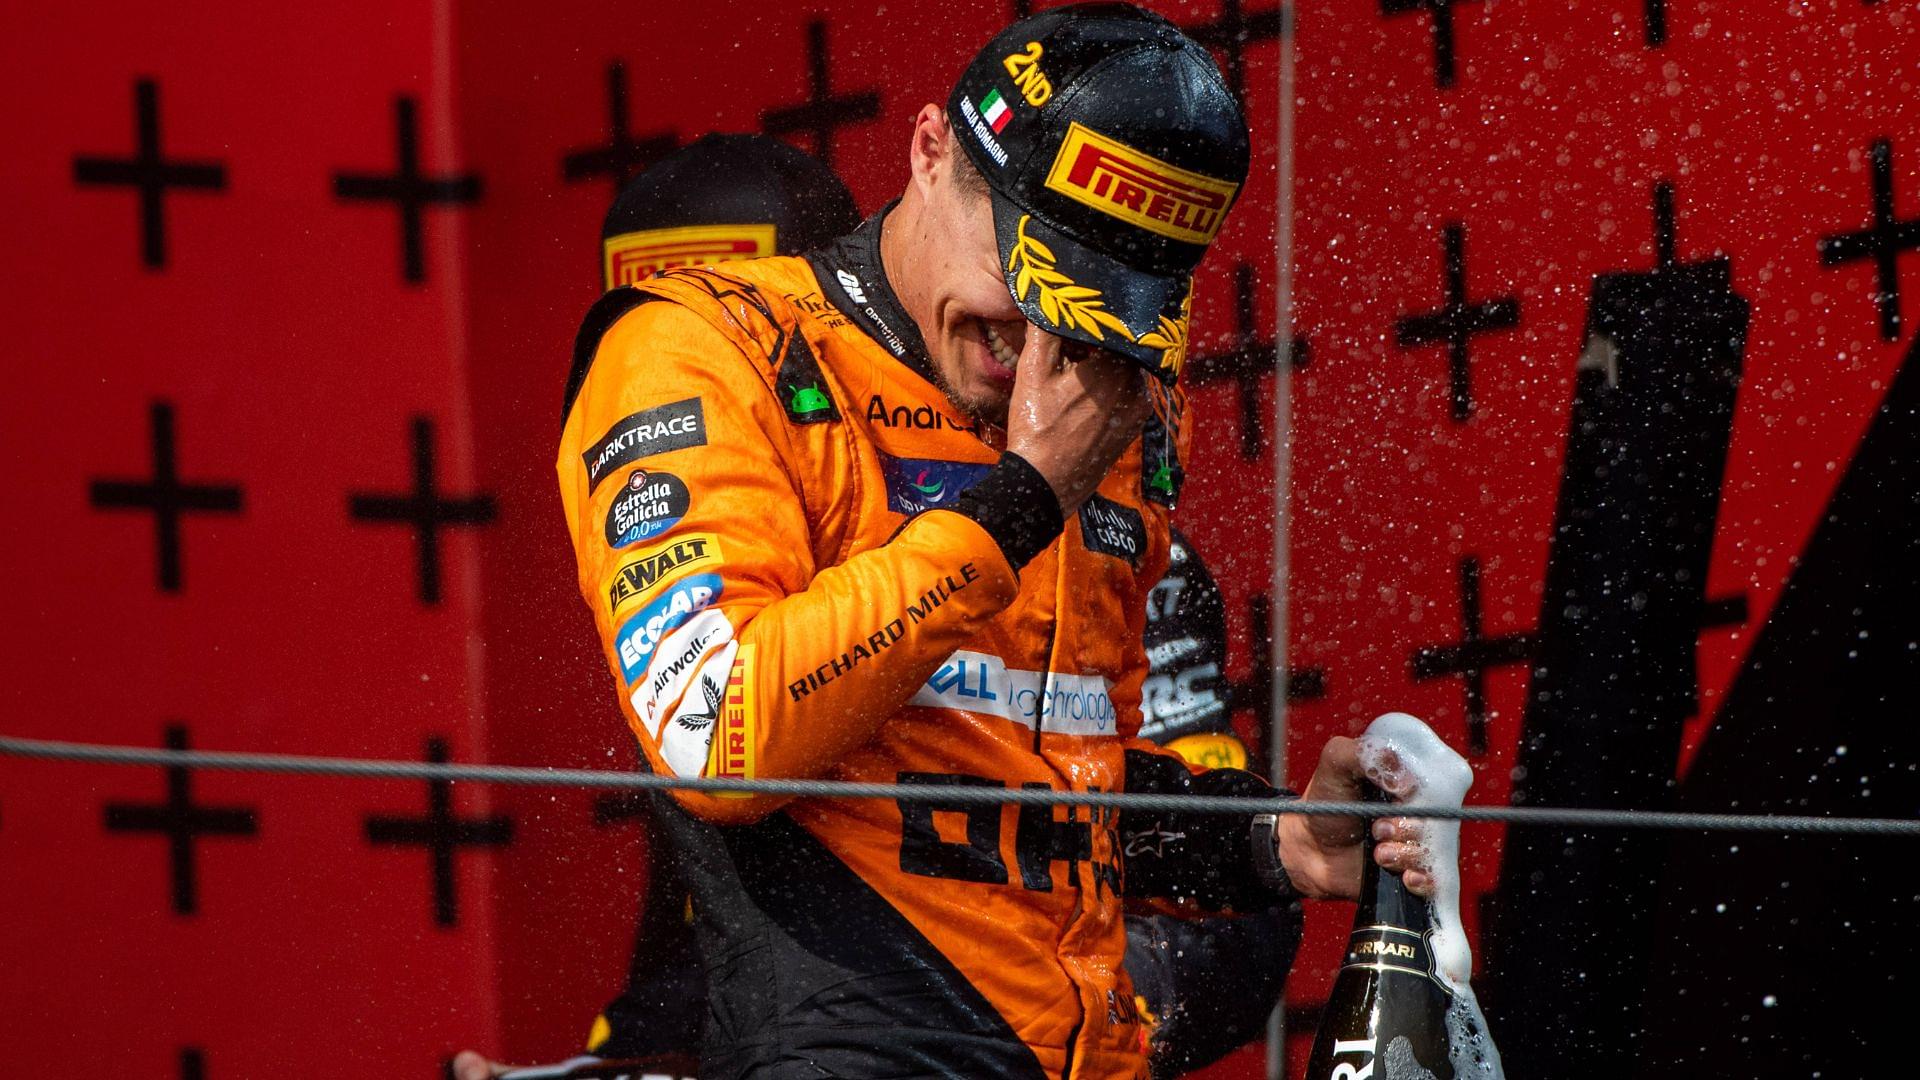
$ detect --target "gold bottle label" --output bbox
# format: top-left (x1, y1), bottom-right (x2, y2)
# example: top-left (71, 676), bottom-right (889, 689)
top-left (1340, 924), bottom-right (1442, 984)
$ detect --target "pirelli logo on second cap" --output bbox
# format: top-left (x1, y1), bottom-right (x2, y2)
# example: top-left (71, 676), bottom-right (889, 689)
top-left (1043, 123), bottom-right (1239, 246)
top-left (603, 223), bottom-right (777, 288)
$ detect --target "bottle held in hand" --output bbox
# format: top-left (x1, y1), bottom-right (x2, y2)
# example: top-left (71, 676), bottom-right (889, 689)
top-left (1305, 783), bottom-right (1455, 1080)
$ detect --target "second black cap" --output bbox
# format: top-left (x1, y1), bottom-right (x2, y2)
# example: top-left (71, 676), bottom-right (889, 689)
top-left (600, 133), bottom-right (860, 290)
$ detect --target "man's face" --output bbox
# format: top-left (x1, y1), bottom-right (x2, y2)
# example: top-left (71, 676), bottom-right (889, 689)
top-left (916, 175), bottom-right (1030, 426)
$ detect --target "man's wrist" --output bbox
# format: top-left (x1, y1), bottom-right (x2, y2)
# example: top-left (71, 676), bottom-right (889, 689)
top-left (1249, 811), bottom-right (1297, 898)
top-left (947, 450), bottom-right (1065, 570)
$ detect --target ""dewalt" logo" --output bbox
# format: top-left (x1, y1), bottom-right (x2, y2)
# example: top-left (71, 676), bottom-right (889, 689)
top-left (603, 224), bottom-right (777, 288)
top-left (607, 534), bottom-right (722, 615)
top-left (1043, 123), bottom-right (1239, 246)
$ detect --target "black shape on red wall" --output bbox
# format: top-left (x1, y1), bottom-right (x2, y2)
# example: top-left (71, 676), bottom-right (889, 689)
top-left (1819, 137), bottom-right (1919, 341)
top-left (1409, 555), bottom-right (1535, 756)
top-left (1489, 180), bottom-right (1750, 1077)
top-left (363, 736), bottom-right (514, 928)
top-left (1393, 222), bottom-right (1521, 422)
top-left (90, 401), bottom-right (244, 593)
top-left (103, 725), bottom-right (259, 916)
top-left (346, 416), bottom-right (497, 605)
top-left (1180, 0), bottom-right (1290, 106)
top-left (179, 1047), bottom-right (205, 1080)
top-left (1632, 334), bottom-right (1920, 1078)
top-left (333, 97), bottom-right (482, 284)
top-left (1186, 262), bottom-right (1309, 460)
top-left (73, 78), bottom-right (228, 270)
top-left (560, 61), bottom-right (679, 197)
top-left (1379, 0), bottom-right (1481, 89)
top-left (1228, 591), bottom-right (1329, 771)
top-left (759, 20), bottom-right (881, 171)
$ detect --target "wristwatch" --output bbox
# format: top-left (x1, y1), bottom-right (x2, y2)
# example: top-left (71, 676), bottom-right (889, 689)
top-left (1249, 811), bottom-right (1296, 897)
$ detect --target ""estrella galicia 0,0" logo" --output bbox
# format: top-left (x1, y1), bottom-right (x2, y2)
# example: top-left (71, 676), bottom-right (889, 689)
top-left (605, 469), bottom-right (689, 548)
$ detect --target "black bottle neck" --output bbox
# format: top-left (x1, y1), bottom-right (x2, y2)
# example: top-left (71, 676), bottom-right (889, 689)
top-left (1356, 831), bottom-right (1434, 934)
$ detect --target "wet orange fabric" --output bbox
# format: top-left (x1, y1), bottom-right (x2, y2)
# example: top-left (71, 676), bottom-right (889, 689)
top-left (558, 258), bottom-right (1203, 1078)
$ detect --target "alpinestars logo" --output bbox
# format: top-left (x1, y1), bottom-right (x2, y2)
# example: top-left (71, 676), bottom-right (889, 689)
top-left (674, 671), bottom-right (724, 733)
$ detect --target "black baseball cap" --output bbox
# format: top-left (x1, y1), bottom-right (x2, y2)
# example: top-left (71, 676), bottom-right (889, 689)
top-left (600, 133), bottom-right (860, 289)
top-left (947, 3), bottom-right (1250, 383)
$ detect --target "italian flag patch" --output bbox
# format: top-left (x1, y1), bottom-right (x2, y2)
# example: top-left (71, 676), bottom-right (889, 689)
top-left (979, 88), bottom-right (1012, 133)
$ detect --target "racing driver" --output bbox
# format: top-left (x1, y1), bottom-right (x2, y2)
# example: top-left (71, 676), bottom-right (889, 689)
top-left (556, 6), bottom-right (1436, 1078)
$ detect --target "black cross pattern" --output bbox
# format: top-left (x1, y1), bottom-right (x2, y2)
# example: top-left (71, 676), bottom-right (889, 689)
top-left (1379, 0), bottom-right (1480, 89)
top-left (1651, 178), bottom-right (1682, 269)
top-left (333, 97), bottom-right (482, 284)
top-left (90, 401), bottom-right (244, 593)
top-left (73, 79), bottom-right (227, 269)
top-left (1229, 592), bottom-right (1331, 730)
top-left (364, 736), bottom-right (513, 928)
top-left (103, 725), bottom-right (259, 916)
top-left (1187, 263), bottom-right (1310, 459)
top-left (1645, 0), bottom-right (1667, 46)
top-left (760, 20), bottom-right (881, 171)
top-left (347, 416), bottom-right (497, 605)
top-left (561, 61), bottom-right (679, 197)
top-left (1394, 223), bottom-right (1521, 422)
top-left (180, 1048), bottom-right (206, 1080)
top-left (593, 790), bottom-right (650, 827)
top-left (1182, 0), bottom-right (1291, 105)
top-left (1701, 592), bottom-right (1749, 629)
top-left (1820, 137), bottom-right (1920, 340)
top-left (1410, 556), bottom-right (1535, 756)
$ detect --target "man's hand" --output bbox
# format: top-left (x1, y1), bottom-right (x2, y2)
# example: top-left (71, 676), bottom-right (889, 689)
top-left (1003, 329), bottom-right (1151, 516)
top-left (1275, 736), bottom-right (1437, 901)
top-left (450, 1051), bottom-right (511, 1080)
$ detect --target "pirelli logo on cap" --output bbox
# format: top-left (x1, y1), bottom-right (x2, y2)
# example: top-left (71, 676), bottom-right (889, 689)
top-left (602, 223), bottom-right (777, 289)
top-left (711, 643), bottom-right (757, 793)
top-left (1043, 123), bottom-right (1239, 246)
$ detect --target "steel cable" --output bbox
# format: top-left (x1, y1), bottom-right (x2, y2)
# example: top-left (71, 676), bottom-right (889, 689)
top-left (3, 732), bottom-right (1915, 835)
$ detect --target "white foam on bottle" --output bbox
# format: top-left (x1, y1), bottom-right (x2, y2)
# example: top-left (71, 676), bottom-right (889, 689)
top-left (1357, 712), bottom-right (1506, 1080)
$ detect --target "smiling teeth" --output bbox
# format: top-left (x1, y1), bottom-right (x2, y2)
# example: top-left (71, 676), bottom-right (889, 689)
top-left (981, 321), bottom-right (1019, 368)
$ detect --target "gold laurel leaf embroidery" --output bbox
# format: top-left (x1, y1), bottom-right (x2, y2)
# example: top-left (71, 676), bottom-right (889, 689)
top-left (1135, 290), bottom-right (1194, 377)
top-left (1006, 215), bottom-right (1138, 344)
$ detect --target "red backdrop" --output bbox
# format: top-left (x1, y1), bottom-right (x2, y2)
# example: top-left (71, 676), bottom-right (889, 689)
top-left (2, 0), bottom-right (1913, 1075)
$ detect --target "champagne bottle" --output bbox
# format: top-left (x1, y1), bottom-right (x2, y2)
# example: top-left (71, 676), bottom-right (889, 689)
top-left (1305, 784), bottom-right (1456, 1080)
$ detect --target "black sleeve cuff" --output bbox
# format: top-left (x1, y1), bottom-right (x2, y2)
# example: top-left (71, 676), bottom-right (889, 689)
top-left (1121, 750), bottom-right (1297, 911)
top-left (948, 450), bottom-right (1064, 571)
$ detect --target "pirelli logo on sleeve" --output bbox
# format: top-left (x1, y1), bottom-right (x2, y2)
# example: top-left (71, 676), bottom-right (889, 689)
top-left (607, 533), bottom-right (722, 616)
top-left (711, 643), bottom-right (757, 794)
top-left (1043, 123), bottom-right (1239, 246)
top-left (603, 224), bottom-right (777, 289)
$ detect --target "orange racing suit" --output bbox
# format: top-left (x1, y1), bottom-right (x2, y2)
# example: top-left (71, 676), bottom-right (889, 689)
top-left (557, 210), bottom-right (1290, 1080)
